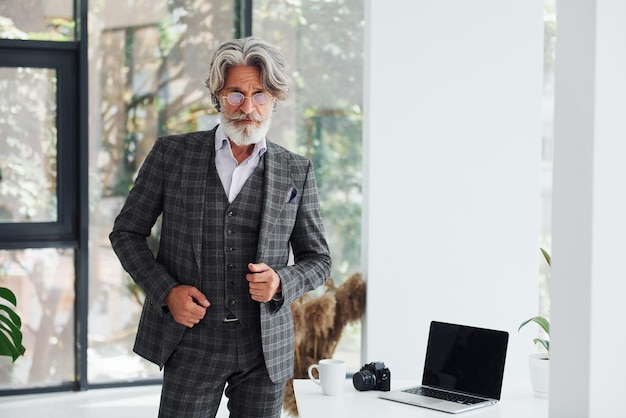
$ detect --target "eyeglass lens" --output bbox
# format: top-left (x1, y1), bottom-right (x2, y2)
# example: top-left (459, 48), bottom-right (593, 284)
top-left (226, 92), bottom-right (270, 106)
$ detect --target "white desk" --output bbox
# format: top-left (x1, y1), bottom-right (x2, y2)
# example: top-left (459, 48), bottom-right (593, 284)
top-left (293, 379), bottom-right (548, 418)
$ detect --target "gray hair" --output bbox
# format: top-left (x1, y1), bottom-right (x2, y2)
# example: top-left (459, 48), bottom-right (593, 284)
top-left (205, 37), bottom-right (289, 112)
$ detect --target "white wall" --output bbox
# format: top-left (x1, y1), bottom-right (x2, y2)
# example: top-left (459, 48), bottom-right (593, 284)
top-left (550, 1), bottom-right (626, 417)
top-left (363, 1), bottom-right (544, 381)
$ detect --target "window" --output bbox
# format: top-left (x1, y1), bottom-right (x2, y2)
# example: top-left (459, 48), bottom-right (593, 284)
top-left (0, 249), bottom-right (75, 389)
top-left (0, 46), bottom-right (78, 247)
top-left (254, 1), bottom-right (364, 371)
top-left (87, 0), bottom-right (236, 384)
top-left (0, 0), bottom-right (364, 394)
top-left (540, 0), bottom-right (556, 319)
top-left (0, 0), bottom-right (81, 393)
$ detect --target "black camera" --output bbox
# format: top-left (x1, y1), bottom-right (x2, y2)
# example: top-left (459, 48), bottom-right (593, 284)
top-left (352, 361), bottom-right (391, 391)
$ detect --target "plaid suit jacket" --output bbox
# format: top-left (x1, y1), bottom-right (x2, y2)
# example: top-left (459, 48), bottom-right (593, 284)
top-left (109, 126), bottom-right (331, 383)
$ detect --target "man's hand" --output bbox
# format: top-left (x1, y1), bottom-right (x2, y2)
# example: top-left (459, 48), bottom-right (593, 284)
top-left (246, 262), bottom-right (282, 303)
top-left (165, 285), bottom-right (210, 328)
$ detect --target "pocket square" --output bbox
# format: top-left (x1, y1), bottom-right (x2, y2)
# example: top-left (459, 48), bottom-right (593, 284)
top-left (285, 185), bottom-right (298, 204)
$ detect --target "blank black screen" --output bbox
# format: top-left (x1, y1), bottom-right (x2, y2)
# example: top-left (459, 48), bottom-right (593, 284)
top-left (422, 321), bottom-right (509, 400)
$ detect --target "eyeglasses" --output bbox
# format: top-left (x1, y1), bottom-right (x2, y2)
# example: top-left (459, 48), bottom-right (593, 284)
top-left (221, 92), bottom-right (271, 106)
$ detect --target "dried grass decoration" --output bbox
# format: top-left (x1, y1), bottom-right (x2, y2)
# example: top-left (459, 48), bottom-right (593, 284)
top-left (283, 272), bottom-right (366, 416)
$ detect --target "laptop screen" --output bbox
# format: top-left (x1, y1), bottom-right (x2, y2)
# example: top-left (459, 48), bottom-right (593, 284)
top-left (422, 321), bottom-right (509, 400)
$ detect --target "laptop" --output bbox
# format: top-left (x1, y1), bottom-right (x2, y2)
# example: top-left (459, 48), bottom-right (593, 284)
top-left (379, 321), bottom-right (509, 414)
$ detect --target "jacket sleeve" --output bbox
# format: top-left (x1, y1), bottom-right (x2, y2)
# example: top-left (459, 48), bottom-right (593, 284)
top-left (109, 138), bottom-right (179, 309)
top-left (274, 159), bottom-right (332, 306)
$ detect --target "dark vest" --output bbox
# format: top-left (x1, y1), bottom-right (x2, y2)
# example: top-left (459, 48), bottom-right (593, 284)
top-left (202, 155), bottom-right (265, 329)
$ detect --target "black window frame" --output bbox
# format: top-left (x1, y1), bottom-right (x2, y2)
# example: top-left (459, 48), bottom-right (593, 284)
top-left (0, 0), bottom-right (88, 397)
top-left (0, 0), bottom-right (251, 396)
top-left (0, 40), bottom-right (79, 248)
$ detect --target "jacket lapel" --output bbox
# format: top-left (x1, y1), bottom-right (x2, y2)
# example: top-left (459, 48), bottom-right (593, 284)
top-left (257, 142), bottom-right (290, 261)
top-left (181, 129), bottom-right (216, 278)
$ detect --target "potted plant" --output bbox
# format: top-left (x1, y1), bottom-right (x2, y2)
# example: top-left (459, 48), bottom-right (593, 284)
top-left (518, 248), bottom-right (550, 398)
top-left (0, 287), bottom-right (26, 362)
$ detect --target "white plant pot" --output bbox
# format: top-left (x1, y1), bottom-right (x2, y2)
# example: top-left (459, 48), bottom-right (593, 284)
top-left (529, 353), bottom-right (549, 398)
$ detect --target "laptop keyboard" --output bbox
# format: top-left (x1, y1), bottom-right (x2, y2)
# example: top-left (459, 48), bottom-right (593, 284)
top-left (403, 387), bottom-right (485, 405)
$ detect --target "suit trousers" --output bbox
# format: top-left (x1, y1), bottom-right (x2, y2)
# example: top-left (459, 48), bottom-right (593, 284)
top-left (158, 319), bottom-right (285, 418)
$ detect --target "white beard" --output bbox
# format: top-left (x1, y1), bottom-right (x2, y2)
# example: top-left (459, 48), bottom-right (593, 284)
top-left (221, 112), bottom-right (272, 146)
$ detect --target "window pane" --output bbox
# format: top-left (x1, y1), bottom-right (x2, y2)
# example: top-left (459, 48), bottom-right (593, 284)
top-left (0, 0), bottom-right (74, 41)
top-left (88, 0), bottom-right (234, 383)
top-left (254, 0), bottom-right (364, 284)
top-left (540, 0), bottom-right (556, 322)
top-left (0, 248), bottom-right (74, 389)
top-left (88, 244), bottom-right (159, 381)
top-left (253, 0), bottom-right (365, 374)
top-left (0, 67), bottom-right (58, 223)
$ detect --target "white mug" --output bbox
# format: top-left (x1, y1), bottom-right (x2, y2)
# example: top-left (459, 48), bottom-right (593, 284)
top-left (307, 359), bottom-right (346, 396)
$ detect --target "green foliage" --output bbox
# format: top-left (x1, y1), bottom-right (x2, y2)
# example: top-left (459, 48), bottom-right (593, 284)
top-left (519, 248), bottom-right (551, 356)
top-left (518, 315), bottom-right (550, 355)
top-left (540, 247), bottom-right (551, 266)
top-left (0, 287), bottom-right (26, 362)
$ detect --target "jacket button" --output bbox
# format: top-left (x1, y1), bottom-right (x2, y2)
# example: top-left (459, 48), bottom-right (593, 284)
top-left (228, 263), bottom-right (235, 270)
top-left (228, 299), bottom-right (236, 306)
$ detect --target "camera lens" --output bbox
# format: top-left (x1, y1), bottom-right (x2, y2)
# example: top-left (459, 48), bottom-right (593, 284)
top-left (352, 370), bottom-right (377, 391)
